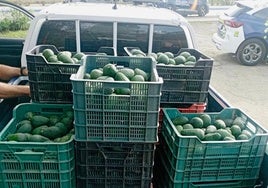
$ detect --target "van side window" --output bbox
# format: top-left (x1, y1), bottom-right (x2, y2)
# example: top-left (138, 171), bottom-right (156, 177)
top-left (153, 25), bottom-right (187, 54)
top-left (37, 20), bottom-right (76, 51)
top-left (117, 23), bottom-right (149, 56)
top-left (80, 22), bottom-right (113, 53)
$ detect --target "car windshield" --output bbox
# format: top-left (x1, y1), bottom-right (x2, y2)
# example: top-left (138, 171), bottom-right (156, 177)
top-left (224, 3), bottom-right (252, 17)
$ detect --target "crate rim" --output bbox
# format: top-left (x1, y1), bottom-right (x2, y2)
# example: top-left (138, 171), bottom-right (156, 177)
top-left (70, 54), bottom-right (163, 84)
top-left (0, 102), bottom-right (74, 145)
top-left (26, 45), bottom-right (81, 66)
top-left (70, 73), bottom-right (163, 84)
top-left (162, 107), bottom-right (268, 144)
top-left (124, 47), bottom-right (214, 61)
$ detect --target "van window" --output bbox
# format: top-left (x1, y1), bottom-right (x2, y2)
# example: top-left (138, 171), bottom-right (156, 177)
top-left (117, 23), bottom-right (149, 55)
top-left (153, 25), bottom-right (187, 54)
top-left (37, 20), bottom-right (76, 51)
top-left (80, 21), bottom-right (113, 53)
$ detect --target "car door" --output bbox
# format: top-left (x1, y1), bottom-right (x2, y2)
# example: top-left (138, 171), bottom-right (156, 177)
top-left (0, 1), bottom-right (33, 130)
top-left (0, 0), bottom-right (34, 68)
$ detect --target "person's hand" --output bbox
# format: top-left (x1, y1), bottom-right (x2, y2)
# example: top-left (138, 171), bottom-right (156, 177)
top-left (20, 67), bottom-right (28, 76)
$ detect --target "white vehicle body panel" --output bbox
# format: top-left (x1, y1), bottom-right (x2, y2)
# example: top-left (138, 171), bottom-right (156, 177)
top-left (21, 2), bottom-right (197, 66)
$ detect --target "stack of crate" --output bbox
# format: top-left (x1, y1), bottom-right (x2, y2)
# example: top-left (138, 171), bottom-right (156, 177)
top-left (70, 55), bottom-right (163, 187)
top-left (0, 45), bottom-right (79, 188)
top-left (156, 48), bottom-right (213, 127)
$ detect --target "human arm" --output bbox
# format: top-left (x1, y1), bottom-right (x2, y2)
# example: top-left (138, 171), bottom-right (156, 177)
top-left (0, 64), bottom-right (28, 81)
top-left (0, 82), bottom-right (30, 99)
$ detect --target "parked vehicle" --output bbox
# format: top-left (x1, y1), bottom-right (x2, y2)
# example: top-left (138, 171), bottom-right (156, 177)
top-left (165, 0), bottom-right (209, 17)
top-left (131, 0), bottom-right (209, 16)
top-left (212, 0), bottom-right (268, 66)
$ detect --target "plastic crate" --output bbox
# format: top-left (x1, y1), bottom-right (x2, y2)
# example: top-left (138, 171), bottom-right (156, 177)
top-left (157, 48), bottom-right (213, 104)
top-left (160, 108), bottom-right (268, 182)
top-left (158, 103), bottom-right (206, 128)
top-left (123, 47), bottom-right (141, 56)
top-left (70, 55), bottom-right (163, 142)
top-left (26, 45), bottom-right (80, 103)
top-left (124, 47), bottom-right (213, 104)
top-left (75, 141), bottom-right (155, 188)
top-left (153, 148), bottom-right (257, 188)
top-left (0, 103), bottom-right (75, 188)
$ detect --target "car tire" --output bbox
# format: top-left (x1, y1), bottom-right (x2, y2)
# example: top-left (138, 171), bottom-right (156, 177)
top-left (197, 5), bottom-right (207, 17)
top-left (236, 38), bottom-right (267, 66)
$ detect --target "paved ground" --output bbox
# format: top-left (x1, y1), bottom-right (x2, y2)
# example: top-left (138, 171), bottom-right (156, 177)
top-left (188, 18), bottom-right (268, 130)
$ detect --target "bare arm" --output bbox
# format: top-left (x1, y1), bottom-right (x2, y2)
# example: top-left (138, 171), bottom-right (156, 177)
top-left (0, 64), bottom-right (28, 81)
top-left (0, 82), bottom-right (30, 99)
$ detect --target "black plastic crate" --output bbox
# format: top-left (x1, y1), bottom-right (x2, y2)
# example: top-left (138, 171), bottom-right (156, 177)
top-left (26, 45), bottom-right (80, 103)
top-left (156, 48), bottom-right (213, 104)
top-left (75, 141), bottom-right (155, 188)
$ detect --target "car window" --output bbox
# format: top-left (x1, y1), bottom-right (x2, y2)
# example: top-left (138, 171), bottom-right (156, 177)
top-left (117, 23), bottom-right (149, 56)
top-left (37, 20), bottom-right (76, 51)
top-left (80, 21), bottom-right (113, 53)
top-left (253, 8), bottom-right (268, 19)
top-left (152, 25), bottom-right (187, 54)
top-left (224, 3), bottom-right (251, 17)
top-left (0, 6), bottom-right (31, 39)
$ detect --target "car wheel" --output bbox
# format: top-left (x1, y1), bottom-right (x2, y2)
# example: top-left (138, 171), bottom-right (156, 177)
top-left (197, 5), bottom-right (207, 17)
top-left (236, 38), bottom-right (267, 66)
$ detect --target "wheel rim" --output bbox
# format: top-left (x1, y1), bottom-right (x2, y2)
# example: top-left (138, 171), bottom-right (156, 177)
top-left (242, 43), bottom-right (263, 64)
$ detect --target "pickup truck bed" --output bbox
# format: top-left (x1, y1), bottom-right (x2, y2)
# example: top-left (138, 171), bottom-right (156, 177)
top-left (0, 1), bottom-right (266, 186)
top-left (0, 84), bottom-right (267, 187)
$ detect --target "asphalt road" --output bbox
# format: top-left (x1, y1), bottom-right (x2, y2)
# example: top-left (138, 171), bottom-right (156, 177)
top-left (188, 17), bottom-right (268, 130)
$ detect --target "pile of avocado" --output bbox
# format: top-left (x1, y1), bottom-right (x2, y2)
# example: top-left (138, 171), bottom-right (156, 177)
top-left (130, 48), bottom-right (197, 66)
top-left (5, 111), bottom-right (74, 143)
top-left (83, 63), bottom-right (150, 95)
top-left (42, 48), bottom-right (85, 64)
top-left (171, 113), bottom-right (252, 141)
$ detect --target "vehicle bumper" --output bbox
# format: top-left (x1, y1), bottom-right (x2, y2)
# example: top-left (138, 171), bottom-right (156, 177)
top-left (212, 32), bottom-right (239, 54)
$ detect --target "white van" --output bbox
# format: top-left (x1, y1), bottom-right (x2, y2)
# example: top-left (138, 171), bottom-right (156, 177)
top-left (21, 2), bottom-right (197, 66)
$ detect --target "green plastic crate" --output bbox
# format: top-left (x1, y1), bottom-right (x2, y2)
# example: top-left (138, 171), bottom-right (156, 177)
top-left (153, 148), bottom-right (257, 188)
top-left (70, 55), bottom-right (163, 142)
top-left (26, 45), bottom-right (80, 103)
top-left (75, 141), bottom-right (155, 188)
top-left (0, 103), bottom-right (75, 188)
top-left (160, 108), bottom-right (268, 182)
